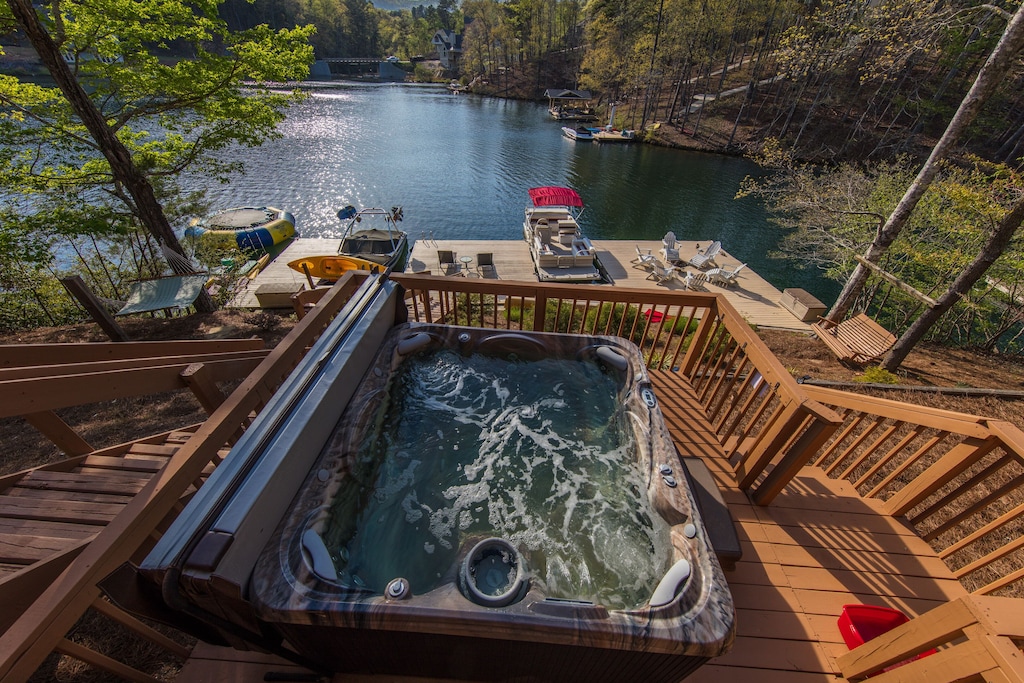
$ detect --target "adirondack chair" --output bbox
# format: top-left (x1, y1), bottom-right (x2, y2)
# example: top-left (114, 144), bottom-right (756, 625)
top-left (646, 262), bottom-right (679, 284)
top-left (660, 232), bottom-right (680, 263)
top-left (705, 263), bottom-right (745, 287)
top-left (680, 270), bottom-right (708, 290)
top-left (688, 241), bottom-right (722, 269)
top-left (631, 245), bottom-right (659, 271)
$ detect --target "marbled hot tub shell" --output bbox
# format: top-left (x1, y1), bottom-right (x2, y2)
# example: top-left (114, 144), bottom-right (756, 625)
top-left (250, 323), bottom-right (735, 682)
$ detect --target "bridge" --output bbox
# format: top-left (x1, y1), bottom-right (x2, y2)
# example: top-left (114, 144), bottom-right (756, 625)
top-left (311, 58), bottom-right (407, 82)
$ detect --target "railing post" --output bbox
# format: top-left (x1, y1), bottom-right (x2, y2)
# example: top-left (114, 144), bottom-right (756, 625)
top-left (752, 410), bottom-right (838, 505)
top-left (680, 311), bottom-right (719, 378)
top-left (533, 289), bottom-right (547, 332)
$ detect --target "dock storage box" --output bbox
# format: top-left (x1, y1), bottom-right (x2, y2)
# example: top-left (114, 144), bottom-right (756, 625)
top-left (255, 283), bottom-right (304, 308)
top-left (780, 288), bottom-right (826, 322)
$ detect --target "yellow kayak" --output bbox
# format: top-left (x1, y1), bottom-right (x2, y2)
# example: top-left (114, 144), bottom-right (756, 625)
top-left (287, 254), bottom-right (382, 281)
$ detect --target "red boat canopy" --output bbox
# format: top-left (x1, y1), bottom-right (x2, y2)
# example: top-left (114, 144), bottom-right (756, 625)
top-left (529, 186), bottom-right (584, 208)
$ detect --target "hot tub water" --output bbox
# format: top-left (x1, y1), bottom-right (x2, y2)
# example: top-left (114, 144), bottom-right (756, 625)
top-left (322, 348), bottom-right (673, 609)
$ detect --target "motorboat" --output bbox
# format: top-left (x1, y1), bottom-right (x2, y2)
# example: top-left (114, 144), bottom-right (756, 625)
top-left (288, 205), bottom-right (408, 282)
top-left (561, 126), bottom-right (595, 141)
top-left (186, 206), bottom-right (295, 251)
top-left (523, 187), bottom-right (602, 283)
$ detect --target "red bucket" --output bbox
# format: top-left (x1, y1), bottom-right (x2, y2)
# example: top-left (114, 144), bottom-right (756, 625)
top-left (837, 604), bottom-right (936, 674)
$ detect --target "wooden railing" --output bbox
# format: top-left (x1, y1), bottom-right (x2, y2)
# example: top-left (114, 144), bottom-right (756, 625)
top-left (837, 595), bottom-right (1024, 682)
top-left (0, 274), bottom-right (367, 683)
top-left (0, 338), bottom-right (269, 456)
top-left (803, 385), bottom-right (1024, 597)
top-left (14, 272), bottom-right (1024, 681)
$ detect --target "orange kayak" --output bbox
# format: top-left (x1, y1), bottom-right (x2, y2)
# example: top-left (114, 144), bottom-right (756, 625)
top-left (287, 254), bottom-right (382, 281)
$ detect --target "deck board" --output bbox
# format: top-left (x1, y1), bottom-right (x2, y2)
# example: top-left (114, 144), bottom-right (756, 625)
top-left (177, 368), bottom-right (967, 682)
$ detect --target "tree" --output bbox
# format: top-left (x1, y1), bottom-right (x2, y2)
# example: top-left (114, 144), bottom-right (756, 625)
top-left (827, 4), bottom-right (1024, 322)
top-left (883, 193), bottom-right (1024, 370)
top-left (1, 0), bottom-right (314, 312)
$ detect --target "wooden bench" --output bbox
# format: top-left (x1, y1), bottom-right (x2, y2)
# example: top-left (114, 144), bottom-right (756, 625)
top-left (812, 312), bottom-right (896, 367)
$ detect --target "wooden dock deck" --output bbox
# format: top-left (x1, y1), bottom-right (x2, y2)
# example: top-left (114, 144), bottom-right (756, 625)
top-left (236, 238), bottom-right (813, 332)
top-left (177, 367), bottom-right (967, 683)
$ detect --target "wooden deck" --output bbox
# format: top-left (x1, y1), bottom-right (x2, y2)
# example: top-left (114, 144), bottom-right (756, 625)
top-left (0, 427), bottom-right (230, 633)
top-left (177, 367), bottom-right (966, 683)
top-left (236, 237), bottom-right (813, 332)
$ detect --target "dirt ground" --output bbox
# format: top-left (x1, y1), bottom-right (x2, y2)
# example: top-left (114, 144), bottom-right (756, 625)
top-left (3, 311), bottom-right (1023, 477)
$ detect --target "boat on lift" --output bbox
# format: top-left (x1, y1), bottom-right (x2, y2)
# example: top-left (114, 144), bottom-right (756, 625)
top-left (288, 206), bottom-right (409, 282)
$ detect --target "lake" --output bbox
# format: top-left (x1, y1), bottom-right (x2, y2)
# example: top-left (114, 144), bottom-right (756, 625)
top-left (187, 82), bottom-right (838, 302)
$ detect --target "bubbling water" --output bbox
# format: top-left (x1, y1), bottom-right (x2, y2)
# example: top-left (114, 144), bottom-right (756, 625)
top-left (323, 349), bottom-right (673, 610)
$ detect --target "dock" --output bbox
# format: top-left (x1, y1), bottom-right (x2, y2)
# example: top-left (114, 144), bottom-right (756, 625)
top-left (233, 238), bottom-right (816, 332)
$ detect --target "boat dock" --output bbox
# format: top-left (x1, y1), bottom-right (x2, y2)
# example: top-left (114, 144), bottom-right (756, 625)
top-left (233, 238), bottom-right (819, 332)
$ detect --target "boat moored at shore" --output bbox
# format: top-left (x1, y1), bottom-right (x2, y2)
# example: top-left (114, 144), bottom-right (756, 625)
top-left (561, 126), bottom-right (595, 141)
top-left (288, 205), bottom-right (408, 282)
top-left (523, 187), bottom-right (602, 283)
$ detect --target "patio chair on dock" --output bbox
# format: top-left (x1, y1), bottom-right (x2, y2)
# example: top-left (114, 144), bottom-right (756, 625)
top-left (688, 241), bottom-right (722, 269)
top-left (680, 270), bottom-right (708, 290)
top-left (477, 253), bottom-right (496, 277)
top-left (646, 262), bottom-right (679, 285)
top-left (438, 250), bottom-right (457, 275)
top-left (660, 232), bottom-right (680, 263)
top-left (632, 245), bottom-right (659, 271)
top-left (705, 263), bottom-right (745, 287)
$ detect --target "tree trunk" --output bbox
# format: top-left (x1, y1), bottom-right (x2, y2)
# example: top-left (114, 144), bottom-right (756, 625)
top-left (828, 5), bottom-right (1024, 322)
top-left (882, 196), bottom-right (1024, 370)
top-left (7, 0), bottom-right (215, 312)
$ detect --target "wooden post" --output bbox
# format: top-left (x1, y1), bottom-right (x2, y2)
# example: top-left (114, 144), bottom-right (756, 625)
top-left (22, 411), bottom-right (94, 456)
top-left (180, 363), bottom-right (226, 415)
top-left (59, 276), bottom-right (129, 342)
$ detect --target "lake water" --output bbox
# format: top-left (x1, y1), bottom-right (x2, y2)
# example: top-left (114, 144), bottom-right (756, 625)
top-left (187, 82), bottom-right (838, 301)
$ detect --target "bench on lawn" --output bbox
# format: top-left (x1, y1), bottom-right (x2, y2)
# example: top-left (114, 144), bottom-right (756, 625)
top-left (811, 312), bottom-right (897, 367)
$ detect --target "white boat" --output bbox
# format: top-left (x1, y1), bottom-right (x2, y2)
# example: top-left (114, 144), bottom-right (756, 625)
top-left (523, 187), bottom-right (602, 283)
top-left (561, 126), bottom-right (595, 141)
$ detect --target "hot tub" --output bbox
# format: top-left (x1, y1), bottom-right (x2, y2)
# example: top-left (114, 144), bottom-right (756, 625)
top-left (249, 322), bottom-right (734, 681)
top-left (135, 278), bottom-right (733, 682)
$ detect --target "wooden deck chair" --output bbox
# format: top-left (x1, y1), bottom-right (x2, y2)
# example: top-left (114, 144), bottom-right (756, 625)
top-left (812, 313), bottom-right (897, 367)
top-left (437, 250), bottom-right (457, 275)
top-left (115, 274), bottom-right (210, 317)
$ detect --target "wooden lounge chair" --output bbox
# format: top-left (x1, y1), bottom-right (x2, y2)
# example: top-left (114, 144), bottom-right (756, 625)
top-left (812, 313), bottom-right (897, 367)
top-left (688, 241), bottom-right (722, 269)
